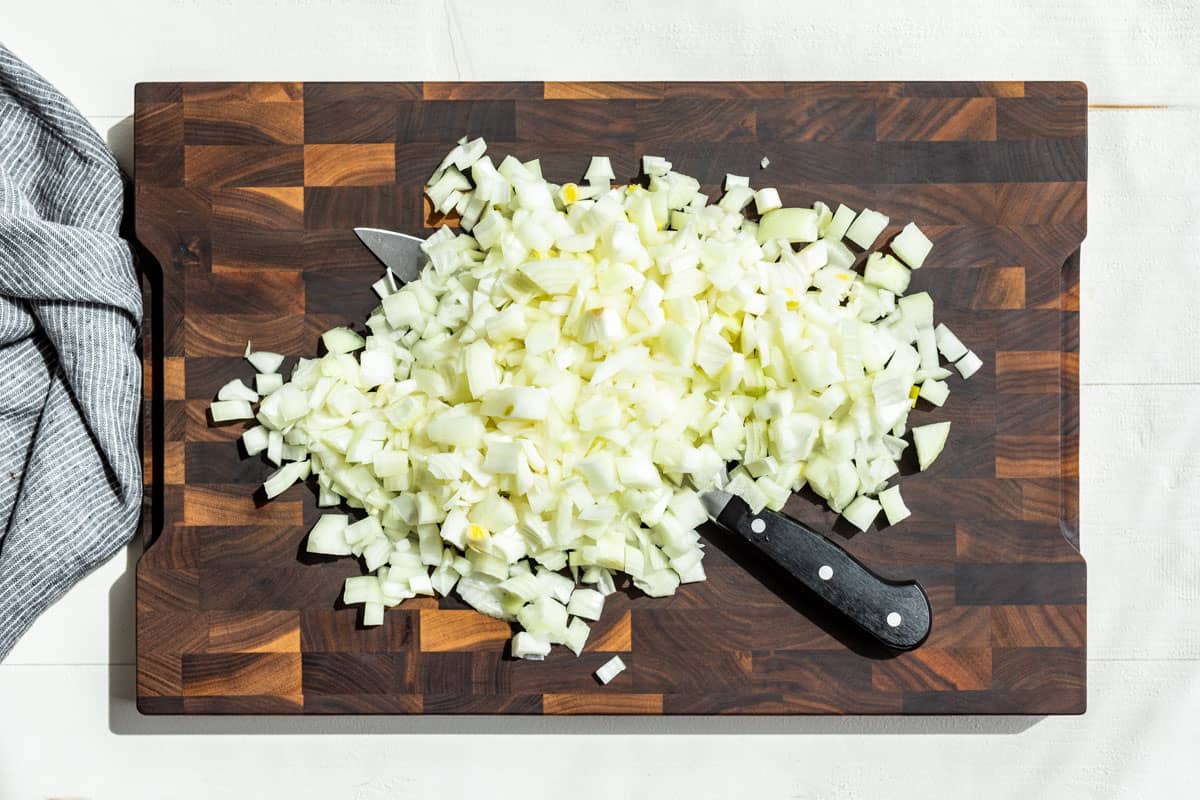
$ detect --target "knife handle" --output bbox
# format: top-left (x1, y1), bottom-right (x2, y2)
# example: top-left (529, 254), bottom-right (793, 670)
top-left (716, 496), bottom-right (931, 651)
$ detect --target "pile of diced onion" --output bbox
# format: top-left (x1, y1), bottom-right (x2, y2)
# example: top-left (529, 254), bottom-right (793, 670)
top-left (209, 138), bottom-right (982, 660)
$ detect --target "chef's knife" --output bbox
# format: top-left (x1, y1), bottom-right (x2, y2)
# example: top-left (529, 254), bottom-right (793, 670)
top-left (701, 489), bottom-right (931, 651)
top-left (355, 227), bottom-right (426, 283)
top-left (356, 226), bottom-right (933, 651)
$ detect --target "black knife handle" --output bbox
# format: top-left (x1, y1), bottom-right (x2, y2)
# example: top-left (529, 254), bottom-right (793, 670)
top-left (716, 496), bottom-right (931, 650)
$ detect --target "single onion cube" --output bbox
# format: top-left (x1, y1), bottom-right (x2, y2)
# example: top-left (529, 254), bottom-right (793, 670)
top-left (754, 187), bottom-right (782, 215)
top-left (878, 485), bottom-right (911, 525)
top-left (842, 495), bottom-right (882, 532)
top-left (913, 421), bottom-right (951, 471)
top-left (955, 350), bottom-right (983, 379)
top-left (934, 323), bottom-right (968, 362)
top-left (512, 631), bottom-right (552, 661)
top-left (890, 222), bottom-right (934, 269)
top-left (844, 208), bottom-right (890, 249)
top-left (210, 399), bottom-right (254, 422)
top-left (594, 655), bottom-right (627, 684)
top-left (918, 379), bottom-right (950, 407)
top-left (567, 588), bottom-right (605, 621)
top-left (825, 204), bottom-right (857, 242)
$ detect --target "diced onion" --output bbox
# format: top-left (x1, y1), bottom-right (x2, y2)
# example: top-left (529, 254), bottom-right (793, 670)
top-left (842, 495), bottom-right (882, 532)
top-left (913, 422), bottom-right (951, 471)
top-left (890, 222), bottom-right (933, 269)
top-left (844, 208), bottom-right (889, 249)
top-left (210, 400), bottom-right (254, 422)
top-left (594, 655), bottom-right (626, 684)
top-left (214, 138), bottom-right (978, 662)
top-left (935, 323), bottom-right (968, 362)
top-left (955, 350), bottom-right (983, 379)
top-left (878, 485), bottom-right (911, 525)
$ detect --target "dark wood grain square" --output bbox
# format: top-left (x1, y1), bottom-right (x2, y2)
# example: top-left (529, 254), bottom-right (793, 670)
top-left (515, 99), bottom-right (634, 144)
top-left (182, 652), bottom-right (302, 696)
top-left (135, 103), bottom-right (183, 146)
top-left (184, 101), bottom-right (304, 145)
top-left (397, 99), bottom-right (517, 143)
top-left (998, 98), bottom-right (1087, 139)
top-left (634, 99), bottom-right (756, 145)
top-left (185, 145), bottom-right (303, 187)
top-left (756, 98), bottom-right (876, 142)
top-left (877, 98), bottom-right (997, 141)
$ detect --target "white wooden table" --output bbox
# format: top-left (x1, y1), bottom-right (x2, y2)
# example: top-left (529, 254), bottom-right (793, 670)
top-left (3, 2), bottom-right (1198, 797)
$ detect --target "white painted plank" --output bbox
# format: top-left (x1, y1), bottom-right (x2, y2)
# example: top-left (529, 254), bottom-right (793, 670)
top-left (3, 0), bottom-right (1199, 118)
top-left (1082, 385), bottom-right (1200, 660)
top-left (0, 661), bottom-right (1195, 799)
top-left (1081, 107), bottom-right (1200, 385)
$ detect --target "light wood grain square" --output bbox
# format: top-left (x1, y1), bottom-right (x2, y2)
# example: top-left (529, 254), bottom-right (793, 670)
top-left (304, 144), bottom-right (395, 186)
top-left (212, 186), bottom-right (305, 230)
top-left (996, 434), bottom-right (1062, 478)
top-left (543, 693), bottom-right (663, 715)
top-left (877, 98), bottom-right (997, 141)
top-left (181, 652), bottom-right (302, 696)
top-left (991, 605), bottom-right (1085, 648)
top-left (996, 351), bottom-right (1061, 393)
top-left (163, 441), bottom-right (186, 484)
top-left (162, 356), bottom-right (186, 399)
top-left (973, 266), bottom-right (1026, 309)
top-left (182, 485), bottom-right (303, 527)
top-left (419, 610), bottom-right (511, 651)
top-left (871, 648), bottom-right (992, 692)
top-left (208, 611), bottom-right (301, 653)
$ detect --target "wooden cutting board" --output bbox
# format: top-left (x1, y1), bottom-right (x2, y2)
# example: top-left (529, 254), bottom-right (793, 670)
top-left (134, 81), bottom-right (1085, 715)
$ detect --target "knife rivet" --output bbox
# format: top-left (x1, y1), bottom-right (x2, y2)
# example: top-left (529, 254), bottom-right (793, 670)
top-left (749, 518), bottom-right (766, 534)
top-left (818, 565), bottom-right (833, 580)
top-left (886, 612), bottom-right (902, 628)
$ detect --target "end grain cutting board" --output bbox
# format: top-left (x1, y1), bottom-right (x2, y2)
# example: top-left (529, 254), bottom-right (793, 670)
top-left (134, 81), bottom-right (1086, 715)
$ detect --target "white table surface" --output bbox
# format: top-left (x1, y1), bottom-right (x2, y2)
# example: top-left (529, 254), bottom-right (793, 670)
top-left (4, 1), bottom-right (1198, 797)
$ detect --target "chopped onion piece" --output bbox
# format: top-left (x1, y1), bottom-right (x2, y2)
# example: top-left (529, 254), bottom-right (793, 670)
top-left (218, 379), bottom-right (258, 403)
top-left (890, 222), bottom-right (933, 269)
top-left (863, 253), bottom-right (911, 294)
top-left (825, 204), bottom-right (857, 242)
top-left (845, 208), bottom-right (890, 249)
top-left (242, 425), bottom-right (270, 456)
top-left (564, 617), bottom-right (590, 655)
top-left (913, 421), bottom-right (951, 471)
top-left (584, 156), bottom-right (614, 184)
top-left (760, 156), bottom-right (770, 169)
top-left (934, 323), bottom-right (968, 362)
top-left (322, 327), bottom-right (365, 354)
top-left (218, 137), bottom-right (980, 662)
top-left (753, 187), bottom-right (782, 215)
top-left (246, 349), bottom-right (284, 374)
top-left (210, 399), bottom-right (254, 422)
top-left (842, 495), bottom-right (882, 532)
top-left (878, 485), bottom-right (911, 525)
top-left (566, 588), bottom-right (605, 621)
top-left (255, 372), bottom-right (284, 395)
top-left (955, 350), bottom-right (983, 379)
top-left (594, 655), bottom-right (626, 684)
top-left (757, 208), bottom-right (818, 244)
top-left (918, 379), bottom-right (950, 407)
top-left (512, 631), bottom-right (552, 661)
top-left (306, 514), bottom-right (351, 555)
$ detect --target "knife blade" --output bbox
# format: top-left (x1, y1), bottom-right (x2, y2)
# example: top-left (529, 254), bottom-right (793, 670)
top-left (354, 227), bottom-right (426, 283)
top-left (701, 488), bottom-right (932, 651)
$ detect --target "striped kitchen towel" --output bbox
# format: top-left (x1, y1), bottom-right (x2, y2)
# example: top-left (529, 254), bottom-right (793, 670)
top-left (0, 44), bottom-right (141, 660)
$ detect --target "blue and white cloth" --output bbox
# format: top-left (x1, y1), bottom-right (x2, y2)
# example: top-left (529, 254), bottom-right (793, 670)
top-left (0, 43), bottom-right (141, 660)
